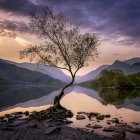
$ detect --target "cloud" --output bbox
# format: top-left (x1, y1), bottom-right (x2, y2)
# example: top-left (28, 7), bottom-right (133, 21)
top-left (0, 0), bottom-right (139, 46)
top-left (0, 20), bottom-right (29, 33)
top-left (0, 29), bottom-right (16, 38)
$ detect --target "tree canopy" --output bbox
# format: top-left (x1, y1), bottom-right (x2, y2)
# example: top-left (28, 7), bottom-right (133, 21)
top-left (20, 7), bottom-right (99, 107)
top-left (20, 7), bottom-right (98, 78)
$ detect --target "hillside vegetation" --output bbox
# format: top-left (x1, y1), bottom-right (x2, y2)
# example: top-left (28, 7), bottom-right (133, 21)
top-left (0, 61), bottom-right (63, 85)
top-left (91, 69), bottom-right (140, 88)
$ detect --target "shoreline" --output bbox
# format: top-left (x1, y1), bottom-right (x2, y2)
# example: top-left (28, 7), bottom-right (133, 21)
top-left (0, 110), bottom-right (140, 140)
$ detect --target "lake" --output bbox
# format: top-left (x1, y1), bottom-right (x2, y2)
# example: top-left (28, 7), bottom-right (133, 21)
top-left (0, 85), bottom-right (140, 139)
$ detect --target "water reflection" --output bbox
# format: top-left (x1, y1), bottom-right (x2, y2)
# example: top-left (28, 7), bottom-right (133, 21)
top-left (98, 88), bottom-right (140, 111)
top-left (0, 86), bottom-right (140, 140)
top-left (0, 86), bottom-right (140, 112)
top-left (0, 85), bottom-right (61, 110)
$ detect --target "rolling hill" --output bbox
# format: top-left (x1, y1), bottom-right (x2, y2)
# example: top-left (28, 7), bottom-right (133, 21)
top-left (77, 57), bottom-right (140, 84)
top-left (0, 57), bottom-right (140, 84)
top-left (0, 59), bottom-right (63, 85)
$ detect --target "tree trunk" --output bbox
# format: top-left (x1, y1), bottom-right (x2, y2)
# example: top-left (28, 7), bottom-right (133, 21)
top-left (54, 76), bottom-right (75, 108)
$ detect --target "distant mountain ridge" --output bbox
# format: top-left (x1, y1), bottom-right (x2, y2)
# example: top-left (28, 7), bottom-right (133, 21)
top-left (0, 59), bottom-right (63, 85)
top-left (76, 57), bottom-right (140, 83)
top-left (0, 57), bottom-right (140, 84)
top-left (0, 58), bottom-right (71, 83)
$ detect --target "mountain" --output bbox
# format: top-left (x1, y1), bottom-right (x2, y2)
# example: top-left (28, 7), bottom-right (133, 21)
top-left (78, 57), bottom-right (140, 84)
top-left (123, 57), bottom-right (140, 65)
top-left (0, 59), bottom-right (63, 85)
top-left (128, 62), bottom-right (140, 73)
top-left (107, 60), bottom-right (130, 73)
top-left (16, 63), bottom-right (71, 83)
top-left (1, 59), bottom-right (71, 83)
top-left (0, 57), bottom-right (139, 84)
top-left (75, 65), bottom-right (109, 84)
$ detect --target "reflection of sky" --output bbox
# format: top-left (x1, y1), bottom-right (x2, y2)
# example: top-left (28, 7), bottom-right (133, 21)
top-left (0, 86), bottom-right (140, 123)
top-left (0, 0), bottom-right (140, 75)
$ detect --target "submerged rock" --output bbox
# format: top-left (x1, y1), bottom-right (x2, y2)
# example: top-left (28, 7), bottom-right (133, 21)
top-left (132, 122), bottom-right (139, 125)
top-left (104, 114), bottom-right (110, 118)
top-left (113, 118), bottom-right (119, 124)
top-left (106, 120), bottom-right (111, 125)
top-left (76, 115), bottom-right (86, 120)
top-left (96, 115), bottom-right (104, 120)
top-left (87, 112), bottom-right (99, 120)
top-left (92, 124), bottom-right (103, 129)
top-left (77, 112), bottom-right (88, 115)
top-left (103, 126), bottom-right (115, 132)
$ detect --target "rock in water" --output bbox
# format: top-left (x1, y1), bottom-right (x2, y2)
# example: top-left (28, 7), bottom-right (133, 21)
top-left (45, 126), bottom-right (61, 135)
top-left (113, 118), bottom-right (119, 124)
top-left (96, 115), bottom-right (104, 120)
top-left (103, 126), bottom-right (115, 132)
top-left (92, 124), bottom-right (103, 129)
top-left (104, 114), bottom-right (111, 118)
top-left (76, 115), bottom-right (86, 120)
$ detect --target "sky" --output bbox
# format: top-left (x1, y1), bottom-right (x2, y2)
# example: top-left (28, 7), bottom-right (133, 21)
top-left (0, 0), bottom-right (140, 75)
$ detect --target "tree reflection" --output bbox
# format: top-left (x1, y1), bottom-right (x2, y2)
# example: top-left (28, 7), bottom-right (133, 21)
top-left (98, 88), bottom-right (140, 105)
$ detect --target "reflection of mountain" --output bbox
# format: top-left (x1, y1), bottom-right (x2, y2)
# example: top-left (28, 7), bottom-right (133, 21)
top-left (98, 88), bottom-right (140, 111)
top-left (115, 98), bottom-right (140, 111)
top-left (0, 85), bottom-right (63, 110)
top-left (4, 86), bottom-right (140, 112)
top-left (6, 86), bottom-right (101, 109)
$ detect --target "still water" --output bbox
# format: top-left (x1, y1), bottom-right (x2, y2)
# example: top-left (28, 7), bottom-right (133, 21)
top-left (0, 85), bottom-right (140, 139)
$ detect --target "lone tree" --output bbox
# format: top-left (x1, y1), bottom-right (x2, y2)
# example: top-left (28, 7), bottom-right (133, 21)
top-left (20, 7), bottom-right (98, 109)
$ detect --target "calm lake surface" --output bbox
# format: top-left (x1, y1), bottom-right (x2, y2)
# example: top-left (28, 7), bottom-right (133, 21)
top-left (0, 85), bottom-right (140, 139)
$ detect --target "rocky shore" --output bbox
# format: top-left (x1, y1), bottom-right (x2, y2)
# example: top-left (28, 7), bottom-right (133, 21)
top-left (0, 109), bottom-right (140, 140)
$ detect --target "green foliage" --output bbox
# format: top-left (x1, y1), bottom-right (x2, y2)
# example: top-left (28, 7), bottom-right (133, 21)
top-left (127, 72), bottom-right (140, 87)
top-left (98, 88), bottom-right (140, 105)
top-left (91, 69), bottom-right (136, 88)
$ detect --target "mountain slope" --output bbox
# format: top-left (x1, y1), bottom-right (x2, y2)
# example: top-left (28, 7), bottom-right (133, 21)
top-left (1, 57), bottom-right (139, 84)
top-left (16, 63), bottom-right (71, 83)
top-left (1, 58), bottom-right (71, 83)
top-left (128, 62), bottom-right (140, 73)
top-left (78, 57), bottom-right (140, 84)
top-left (123, 57), bottom-right (140, 65)
top-left (75, 65), bottom-right (109, 83)
top-left (0, 60), bottom-right (63, 85)
top-left (107, 60), bottom-right (130, 73)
